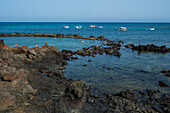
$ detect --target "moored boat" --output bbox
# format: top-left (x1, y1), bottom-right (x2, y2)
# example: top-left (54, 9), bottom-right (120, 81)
top-left (119, 27), bottom-right (127, 31)
top-left (90, 25), bottom-right (96, 28)
top-left (148, 28), bottom-right (155, 31)
top-left (63, 25), bottom-right (69, 28)
top-left (75, 26), bottom-right (82, 29)
top-left (98, 26), bottom-right (103, 28)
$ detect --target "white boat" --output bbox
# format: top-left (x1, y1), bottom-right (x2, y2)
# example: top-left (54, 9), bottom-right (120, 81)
top-left (75, 26), bottom-right (82, 29)
top-left (90, 25), bottom-right (96, 28)
top-left (148, 28), bottom-right (155, 31)
top-left (98, 26), bottom-right (103, 28)
top-left (119, 27), bottom-right (127, 31)
top-left (63, 25), bottom-right (69, 28)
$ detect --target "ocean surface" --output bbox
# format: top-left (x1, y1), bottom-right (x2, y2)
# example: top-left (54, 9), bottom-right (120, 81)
top-left (0, 22), bottom-right (170, 94)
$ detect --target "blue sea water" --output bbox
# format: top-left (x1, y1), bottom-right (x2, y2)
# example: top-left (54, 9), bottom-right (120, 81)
top-left (0, 22), bottom-right (170, 94)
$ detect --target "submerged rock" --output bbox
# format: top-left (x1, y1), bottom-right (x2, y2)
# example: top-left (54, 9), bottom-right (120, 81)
top-left (83, 64), bottom-right (87, 66)
top-left (70, 56), bottom-right (78, 60)
top-left (161, 69), bottom-right (170, 73)
top-left (158, 81), bottom-right (169, 87)
top-left (88, 60), bottom-right (92, 62)
top-left (166, 73), bottom-right (170, 77)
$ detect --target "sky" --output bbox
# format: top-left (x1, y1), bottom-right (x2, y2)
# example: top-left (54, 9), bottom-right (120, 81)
top-left (0, 0), bottom-right (170, 22)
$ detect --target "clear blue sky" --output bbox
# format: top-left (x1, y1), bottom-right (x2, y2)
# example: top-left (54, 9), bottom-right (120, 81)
top-left (0, 0), bottom-right (170, 22)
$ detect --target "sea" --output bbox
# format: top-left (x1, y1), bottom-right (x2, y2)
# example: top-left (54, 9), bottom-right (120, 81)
top-left (0, 22), bottom-right (170, 95)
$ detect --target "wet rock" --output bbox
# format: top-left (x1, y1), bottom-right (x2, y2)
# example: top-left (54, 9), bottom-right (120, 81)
top-left (12, 32), bottom-right (20, 36)
top-left (147, 89), bottom-right (157, 97)
top-left (83, 64), bottom-right (87, 66)
top-left (107, 68), bottom-right (111, 70)
top-left (98, 36), bottom-right (106, 40)
top-left (113, 52), bottom-right (121, 57)
top-left (0, 39), bottom-right (5, 48)
top-left (88, 60), bottom-right (92, 62)
top-left (73, 34), bottom-right (79, 37)
top-left (56, 33), bottom-right (62, 37)
top-left (131, 44), bottom-right (170, 53)
top-left (93, 94), bottom-right (99, 99)
top-left (130, 43), bottom-right (135, 47)
top-left (158, 81), bottom-right (169, 87)
top-left (90, 36), bottom-right (95, 38)
top-left (118, 40), bottom-right (124, 44)
top-left (106, 49), bottom-right (114, 54)
top-left (0, 33), bottom-right (9, 37)
top-left (100, 98), bottom-right (107, 104)
top-left (106, 41), bottom-right (115, 46)
top-left (32, 32), bottom-right (39, 36)
top-left (72, 87), bottom-right (83, 98)
top-left (98, 51), bottom-right (103, 55)
top-left (139, 91), bottom-right (145, 96)
top-left (62, 61), bottom-right (68, 66)
top-left (70, 56), bottom-right (78, 60)
top-left (161, 69), bottom-right (170, 73)
top-left (117, 90), bottom-right (135, 100)
top-left (117, 43), bottom-right (121, 47)
top-left (124, 44), bottom-right (130, 48)
top-left (82, 53), bottom-right (87, 56)
top-left (166, 73), bottom-right (170, 77)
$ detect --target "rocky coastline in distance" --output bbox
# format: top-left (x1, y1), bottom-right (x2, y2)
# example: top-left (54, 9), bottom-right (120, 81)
top-left (0, 34), bottom-right (170, 113)
top-left (0, 32), bottom-right (108, 41)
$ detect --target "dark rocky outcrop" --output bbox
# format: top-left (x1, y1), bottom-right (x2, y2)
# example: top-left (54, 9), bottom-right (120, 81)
top-left (0, 40), bottom-right (89, 112)
top-left (61, 42), bottom-right (122, 58)
top-left (82, 89), bottom-right (169, 113)
top-left (125, 43), bottom-right (170, 53)
top-left (161, 69), bottom-right (170, 73)
top-left (158, 81), bottom-right (169, 87)
top-left (161, 69), bottom-right (170, 77)
top-left (0, 32), bottom-right (109, 41)
top-left (1, 39), bottom-right (169, 113)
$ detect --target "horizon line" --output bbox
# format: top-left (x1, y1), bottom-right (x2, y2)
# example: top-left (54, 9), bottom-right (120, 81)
top-left (0, 21), bottom-right (170, 23)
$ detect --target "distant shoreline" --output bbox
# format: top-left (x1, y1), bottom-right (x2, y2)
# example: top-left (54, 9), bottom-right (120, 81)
top-left (0, 32), bottom-right (110, 41)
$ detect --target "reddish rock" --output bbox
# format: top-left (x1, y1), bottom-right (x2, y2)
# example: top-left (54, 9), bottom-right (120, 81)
top-left (88, 60), bottom-right (92, 62)
top-left (0, 92), bottom-right (15, 111)
top-left (0, 39), bottom-right (5, 48)
top-left (124, 44), bottom-right (130, 48)
top-left (71, 57), bottom-right (78, 60)
top-left (45, 42), bottom-right (48, 46)
top-left (118, 40), bottom-right (124, 44)
top-left (3, 75), bottom-right (11, 81)
top-left (98, 36), bottom-right (106, 40)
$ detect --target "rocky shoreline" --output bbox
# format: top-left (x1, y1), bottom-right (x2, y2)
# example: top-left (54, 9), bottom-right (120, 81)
top-left (0, 39), bottom-right (170, 113)
top-left (125, 43), bottom-right (170, 53)
top-left (0, 40), bottom-right (91, 112)
top-left (0, 32), bottom-right (109, 41)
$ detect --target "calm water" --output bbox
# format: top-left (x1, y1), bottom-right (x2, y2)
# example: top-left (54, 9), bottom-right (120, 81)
top-left (0, 22), bottom-right (170, 94)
